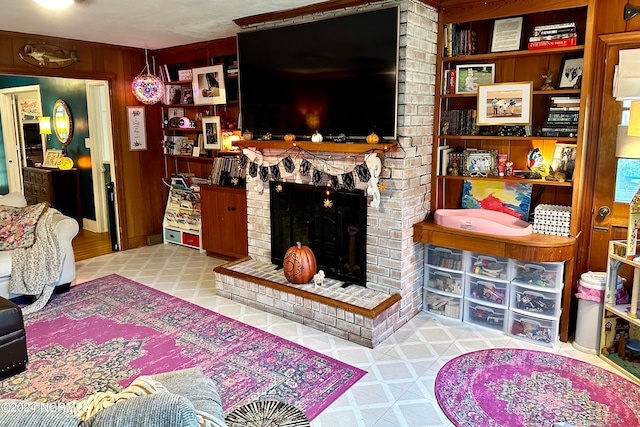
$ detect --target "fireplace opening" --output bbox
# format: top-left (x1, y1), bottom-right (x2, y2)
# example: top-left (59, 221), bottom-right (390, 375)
top-left (270, 182), bottom-right (367, 286)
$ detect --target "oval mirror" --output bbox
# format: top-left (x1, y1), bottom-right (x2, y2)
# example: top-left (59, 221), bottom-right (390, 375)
top-left (53, 99), bottom-right (73, 146)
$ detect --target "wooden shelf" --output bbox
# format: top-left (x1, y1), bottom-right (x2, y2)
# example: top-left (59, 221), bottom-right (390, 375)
top-left (233, 140), bottom-right (398, 153)
top-left (437, 135), bottom-right (578, 142)
top-left (437, 175), bottom-right (573, 187)
top-left (441, 89), bottom-right (582, 99)
top-left (442, 45), bottom-right (584, 63)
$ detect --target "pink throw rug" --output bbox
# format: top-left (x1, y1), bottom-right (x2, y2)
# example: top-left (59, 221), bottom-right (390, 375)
top-left (0, 274), bottom-right (365, 420)
top-left (435, 348), bottom-right (640, 427)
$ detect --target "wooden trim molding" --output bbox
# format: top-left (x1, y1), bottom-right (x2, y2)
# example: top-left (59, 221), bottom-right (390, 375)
top-left (234, 0), bottom-right (439, 27)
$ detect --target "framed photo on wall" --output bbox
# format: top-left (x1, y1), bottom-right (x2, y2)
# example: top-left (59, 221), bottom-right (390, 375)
top-left (192, 65), bottom-right (226, 105)
top-left (559, 56), bottom-right (584, 89)
top-left (127, 106), bottom-right (147, 151)
top-left (455, 63), bottom-right (495, 94)
top-left (202, 116), bottom-right (222, 150)
top-left (477, 82), bottom-right (533, 125)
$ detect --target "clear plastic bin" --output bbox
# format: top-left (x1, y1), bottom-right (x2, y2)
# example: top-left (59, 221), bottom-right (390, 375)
top-left (466, 276), bottom-right (508, 307)
top-left (426, 267), bottom-right (464, 295)
top-left (463, 300), bottom-right (507, 332)
top-left (424, 290), bottom-right (462, 320)
top-left (427, 245), bottom-right (465, 270)
top-left (509, 311), bottom-right (559, 348)
top-left (510, 285), bottom-right (561, 317)
top-left (468, 253), bottom-right (509, 280)
top-left (510, 260), bottom-right (564, 289)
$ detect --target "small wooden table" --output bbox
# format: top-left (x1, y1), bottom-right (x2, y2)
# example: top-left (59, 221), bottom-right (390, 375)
top-left (413, 220), bottom-right (578, 342)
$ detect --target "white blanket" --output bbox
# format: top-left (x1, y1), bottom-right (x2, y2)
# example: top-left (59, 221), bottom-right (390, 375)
top-left (8, 209), bottom-right (64, 314)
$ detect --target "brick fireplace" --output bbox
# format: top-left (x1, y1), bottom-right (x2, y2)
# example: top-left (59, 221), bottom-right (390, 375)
top-left (215, 0), bottom-right (437, 347)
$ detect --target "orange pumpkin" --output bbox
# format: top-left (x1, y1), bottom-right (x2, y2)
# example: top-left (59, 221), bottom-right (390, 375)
top-left (366, 133), bottom-right (379, 144)
top-left (284, 133), bottom-right (296, 142)
top-left (283, 242), bottom-right (317, 284)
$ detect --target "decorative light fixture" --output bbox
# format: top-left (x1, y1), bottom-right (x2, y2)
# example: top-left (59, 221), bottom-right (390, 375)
top-left (32, 0), bottom-right (74, 9)
top-left (131, 49), bottom-right (164, 105)
top-left (38, 116), bottom-right (52, 135)
top-left (55, 115), bottom-right (69, 135)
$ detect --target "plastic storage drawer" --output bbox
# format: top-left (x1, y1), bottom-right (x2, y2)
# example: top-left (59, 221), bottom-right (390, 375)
top-left (164, 228), bottom-right (181, 244)
top-left (508, 311), bottom-right (559, 348)
top-left (466, 276), bottom-right (508, 307)
top-left (510, 285), bottom-right (561, 318)
top-left (427, 245), bottom-right (465, 270)
top-left (463, 300), bottom-right (507, 332)
top-left (510, 260), bottom-right (564, 289)
top-left (467, 253), bottom-right (509, 280)
top-left (426, 267), bottom-right (464, 295)
top-left (182, 232), bottom-right (200, 248)
top-left (424, 290), bottom-right (462, 320)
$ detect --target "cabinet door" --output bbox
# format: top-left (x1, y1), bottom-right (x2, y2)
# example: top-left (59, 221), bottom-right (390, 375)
top-left (201, 187), bottom-right (224, 252)
top-left (219, 190), bottom-right (248, 257)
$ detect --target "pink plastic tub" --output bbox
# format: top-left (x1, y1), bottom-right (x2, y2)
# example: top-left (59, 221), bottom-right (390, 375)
top-left (434, 209), bottom-right (533, 236)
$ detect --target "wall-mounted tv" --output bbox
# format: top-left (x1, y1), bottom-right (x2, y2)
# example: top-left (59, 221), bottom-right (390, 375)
top-left (237, 7), bottom-right (399, 141)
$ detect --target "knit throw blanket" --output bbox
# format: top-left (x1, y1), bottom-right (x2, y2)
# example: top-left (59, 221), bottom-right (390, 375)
top-left (9, 209), bottom-right (64, 314)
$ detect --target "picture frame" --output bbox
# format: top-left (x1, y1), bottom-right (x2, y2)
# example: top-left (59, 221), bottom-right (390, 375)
top-left (163, 84), bottom-right (182, 105)
top-left (127, 106), bottom-right (147, 151)
top-left (462, 149), bottom-right (499, 177)
top-left (455, 63), bottom-right (495, 94)
top-left (168, 107), bottom-right (185, 118)
top-left (477, 81), bottom-right (533, 125)
top-left (491, 16), bottom-right (524, 53)
top-left (550, 143), bottom-right (577, 180)
top-left (181, 88), bottom-right (194, 104)
top-left (42, 149), bottom-right (62, 168)
top-left (202, 116), bottom-right (222, 150)
top-left (559, 56), bottom-right (584, 89)
top-left (192, 65), bottom-right (226, 105)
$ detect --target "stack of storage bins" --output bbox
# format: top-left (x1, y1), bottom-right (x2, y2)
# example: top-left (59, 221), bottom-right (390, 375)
top-left (423, 245), bottom-right (465, 320)
top-left (508, 260), bottom-right (564, 347)
top-left (464, 253), bottom-right (510, 333)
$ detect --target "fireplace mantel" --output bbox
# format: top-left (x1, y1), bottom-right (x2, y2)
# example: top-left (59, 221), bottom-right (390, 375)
top-left (234, 140), bottom-right (398, 154)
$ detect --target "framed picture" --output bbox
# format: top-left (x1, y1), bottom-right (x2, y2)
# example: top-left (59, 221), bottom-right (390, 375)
top-left (559, 56), bottom-right (584, 89)
top-left (127, 106), bottom-right (147, 150)
top-left (491, 16), bottom-right (524, 53)
top-left (43, 149), bottom-right (62, 168)
top-left (192, 65), bottom-right (226, 105)
top-left (168, 107), bottom-right (185, 118)
top-left (550, 143), bottom-right (577, 180)
top-left (163, 84), bottom-right (182, 105)
top-left (477, 82), bottom-right (533, 125)
top-left (462, 149), bottom-right (499, 177)
top-left (202, 116), bottom-right (222, 150)
top-left (181, 88), bottom-right (194, 104)
top-left (455, 64), bottom-right (495, 94)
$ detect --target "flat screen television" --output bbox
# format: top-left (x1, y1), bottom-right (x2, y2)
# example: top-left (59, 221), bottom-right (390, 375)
top-left (237, 7), bottom-right (399, 141)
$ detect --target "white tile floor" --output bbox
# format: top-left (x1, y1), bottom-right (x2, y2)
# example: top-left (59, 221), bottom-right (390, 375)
top-left (74, 244), bottom-right (613, 427)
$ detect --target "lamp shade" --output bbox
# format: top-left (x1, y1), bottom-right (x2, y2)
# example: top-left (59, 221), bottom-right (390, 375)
top-left (39, 116), bottom-right (52, 135)
top-left (131, 74), bottom-right (164, 105)
top-left (55, 115), bottom-right (69, 134)
top-left (33, 0), bottom-right (74, 9)
top-left (616, 125), bottom-right (640, 158)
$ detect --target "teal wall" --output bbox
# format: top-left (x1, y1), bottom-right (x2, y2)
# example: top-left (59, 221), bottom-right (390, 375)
top-left (0, 75), bottom-right (95, 220)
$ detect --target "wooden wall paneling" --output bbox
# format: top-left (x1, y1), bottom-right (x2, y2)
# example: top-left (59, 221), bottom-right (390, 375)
top-left (440, 0), bottom-right (589, 24)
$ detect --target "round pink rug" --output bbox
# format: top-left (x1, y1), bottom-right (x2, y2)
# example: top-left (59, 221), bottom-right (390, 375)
top-left (435, 348), bottom-right (640, 427)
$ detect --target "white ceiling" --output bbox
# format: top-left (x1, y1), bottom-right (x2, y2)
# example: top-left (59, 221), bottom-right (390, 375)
top-left (0, 0), bottom-right (332, 50)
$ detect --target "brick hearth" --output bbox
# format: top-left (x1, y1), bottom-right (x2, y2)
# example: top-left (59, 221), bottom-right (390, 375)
top-left (215, 258), bottom-right (401, 348)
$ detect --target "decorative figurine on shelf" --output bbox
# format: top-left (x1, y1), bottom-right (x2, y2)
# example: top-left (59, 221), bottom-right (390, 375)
top-left (540, 69), bottom-right (554, 90)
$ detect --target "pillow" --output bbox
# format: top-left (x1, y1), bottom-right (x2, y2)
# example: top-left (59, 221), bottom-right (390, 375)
top-left (0, 399), bottom-right (80, 427)
top-left (80, 393), bottom-right (198, 427)
top-left (0, 202), bottom-right (47, 251)
top-left (0, 192), bottom-right (27, 208)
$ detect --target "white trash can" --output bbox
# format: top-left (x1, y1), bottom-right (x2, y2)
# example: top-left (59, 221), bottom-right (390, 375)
top-left (573, 271), bottom-right (625, 354)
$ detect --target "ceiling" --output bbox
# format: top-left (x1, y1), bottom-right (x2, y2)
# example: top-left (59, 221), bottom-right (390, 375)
top-left (0, 0), bottom-right (333, 50)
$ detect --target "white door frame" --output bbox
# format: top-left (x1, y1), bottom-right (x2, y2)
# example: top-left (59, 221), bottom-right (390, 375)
top-left (0, 85), bottom-right (42, 193)
top-left (85, 80), bottom-right (119, 242)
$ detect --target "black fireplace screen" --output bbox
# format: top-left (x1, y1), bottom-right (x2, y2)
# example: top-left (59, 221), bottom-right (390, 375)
top-left (270, 182), bottom-right (366, 286)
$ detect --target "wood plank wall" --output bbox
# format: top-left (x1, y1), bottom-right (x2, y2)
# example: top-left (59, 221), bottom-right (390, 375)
top-left (0, 30), bottom-right (165, 251)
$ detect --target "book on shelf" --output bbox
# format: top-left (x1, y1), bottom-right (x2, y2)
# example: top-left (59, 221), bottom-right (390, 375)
top-left (441, 109), bottom-right (477, 136)
top-left (528, 37), bottom-right (577, 50)
top-left (443, 69), bottom-right (456, 95)
top-left (163, 64), bottom-right (182, 82)
top-left (529, 32), bottom-right (577, 42)
top-left (209, 155), bottom-right (247, 186)
top-left (532, 22), bottom-right (576, 32)
top-left (442, 24), bottom-right (476, 57)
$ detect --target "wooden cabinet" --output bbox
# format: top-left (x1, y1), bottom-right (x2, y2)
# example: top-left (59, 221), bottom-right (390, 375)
top-left (433, 2), bottom-right (593, 237)
top-left (23, 166), bottom-right (81, 224)
top-left (201, 184), bottom-right (247, 259)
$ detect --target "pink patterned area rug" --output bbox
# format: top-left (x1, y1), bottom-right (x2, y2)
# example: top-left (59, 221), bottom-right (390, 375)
top-left (435, 348), bottom-right (640, 427)
top-left (0, 274), bottom-right (366, 420)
